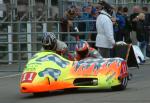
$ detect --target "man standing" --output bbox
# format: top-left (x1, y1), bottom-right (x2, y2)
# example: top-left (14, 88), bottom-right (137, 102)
top-left (142, 7), bottom-right (150, 58)
top-left (130, 6), bottom-right (141, 45)
top-left (95, 1), bottom-right (115, 58)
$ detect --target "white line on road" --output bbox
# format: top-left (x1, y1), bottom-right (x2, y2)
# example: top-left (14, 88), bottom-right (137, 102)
top-left (0, 73), bottom-right (21, 79)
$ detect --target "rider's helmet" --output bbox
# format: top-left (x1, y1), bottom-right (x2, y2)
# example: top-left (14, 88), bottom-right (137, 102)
top-left (75, 40), bottom-right (89, 59)
top-left (42, 32), bottom-right (57, 50)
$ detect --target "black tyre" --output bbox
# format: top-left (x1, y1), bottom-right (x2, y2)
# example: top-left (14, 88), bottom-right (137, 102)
top-left (111, 76), bottom-right (128, 91)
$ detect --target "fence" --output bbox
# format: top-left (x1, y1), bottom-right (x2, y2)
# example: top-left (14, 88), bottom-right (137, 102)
top-left (0, 21), bottom-right (57, 64)
top-left (0, 20), bottom-right (97, 65)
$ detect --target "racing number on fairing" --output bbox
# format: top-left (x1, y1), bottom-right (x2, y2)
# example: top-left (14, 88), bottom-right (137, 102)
top-left (21, 72), bottom-right (37, 83)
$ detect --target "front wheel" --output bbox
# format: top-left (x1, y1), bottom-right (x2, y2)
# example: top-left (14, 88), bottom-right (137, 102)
top-left (111, 76), bottom-right (128, 91)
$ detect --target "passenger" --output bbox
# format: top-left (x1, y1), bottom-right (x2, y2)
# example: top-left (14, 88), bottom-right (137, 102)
top-left (74, 40), bottom-right (102, 61)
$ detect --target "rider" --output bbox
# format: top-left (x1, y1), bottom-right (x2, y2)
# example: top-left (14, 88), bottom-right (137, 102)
top-left (41, 32), bottom-right (73, 59)
top-left (74, 40), bottom-right (102, 61)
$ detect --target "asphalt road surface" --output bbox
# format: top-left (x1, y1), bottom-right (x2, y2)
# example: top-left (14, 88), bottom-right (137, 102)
top-left (0, 64), bottom-right (150, 103)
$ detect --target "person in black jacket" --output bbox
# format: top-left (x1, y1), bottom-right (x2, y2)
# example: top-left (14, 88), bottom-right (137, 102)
top-left (136, 13), bottom-right (147, 58)
top-left (122, 7), bottom-right (132, 43)
top-left (142, 7), bottom-right (150, 58)
top-left (130, 6), bottom-right (141, 45)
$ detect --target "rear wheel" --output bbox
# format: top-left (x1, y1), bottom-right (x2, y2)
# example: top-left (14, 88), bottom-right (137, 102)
top-left (111, 76), bottom-right (128, 91)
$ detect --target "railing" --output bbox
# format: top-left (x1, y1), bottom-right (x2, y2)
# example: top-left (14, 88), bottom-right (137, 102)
top-left (0, 20), bottom-right (97, 65)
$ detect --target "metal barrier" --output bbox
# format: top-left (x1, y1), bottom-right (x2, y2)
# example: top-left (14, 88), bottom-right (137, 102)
top-left (0, 21), bottom-right (59, 64)
top-left (0, 20), bottom-right (97, 65)
top-left (1, 19), bottom-right (150, 65)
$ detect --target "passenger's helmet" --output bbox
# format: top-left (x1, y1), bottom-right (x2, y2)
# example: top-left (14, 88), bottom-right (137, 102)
top-left (42, 32), bottom-right (57, 50)
top-left (75, 41), bottom-right (89, 59)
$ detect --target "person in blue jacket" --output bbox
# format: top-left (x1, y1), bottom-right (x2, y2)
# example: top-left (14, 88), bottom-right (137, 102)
top-left (114, 6), bottom-right (126, 42)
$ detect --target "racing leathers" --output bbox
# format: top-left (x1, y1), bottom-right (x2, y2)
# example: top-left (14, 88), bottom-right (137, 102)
top-left (74, 47), bottom-right (102, 61)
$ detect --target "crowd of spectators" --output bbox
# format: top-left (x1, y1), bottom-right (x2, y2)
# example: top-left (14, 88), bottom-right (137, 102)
top-left (60, 1), bottom-right (150, 59)
top-left (61, 2), bottom-right (99, 41)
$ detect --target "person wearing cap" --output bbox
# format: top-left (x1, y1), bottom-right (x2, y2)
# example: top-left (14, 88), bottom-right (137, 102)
top-left (95, 1), bottom-right (115, 58)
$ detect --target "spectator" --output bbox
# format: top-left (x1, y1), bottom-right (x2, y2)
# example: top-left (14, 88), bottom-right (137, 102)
top-left (66, 8), bottom-right (76, 31)
top-left (62, 8), bottom-right (78, 51)
top-left (73, 6), bottom-right (85, 40)
top-left (136, 13), bottom-right (147, 58)
top-left (122, 7), bottom-right (132, 43)
top-left (115, 6), bottom-right (126, 42)
top-left (111, 7), bottom-right (119, 40)
top-left (60, 17), bottom-right (68, 41)
top-left (142, 6), bottom-right (150, 58)
top-left (130, 6), bottom-right (141, 45)
top-left (80, 3), bottom-right (93, 40)
top-left (95, 1), bottom-right (115, 58)
top-left (88, 7), bottom-right (98, 48)
top-left (60, 8), bottom-right (76, 41)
